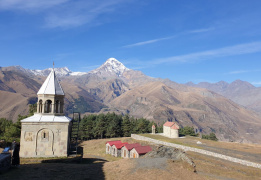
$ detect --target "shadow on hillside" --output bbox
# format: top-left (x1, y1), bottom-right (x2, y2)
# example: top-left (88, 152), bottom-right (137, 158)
top-left (1, 148), bottom-right (107, 180)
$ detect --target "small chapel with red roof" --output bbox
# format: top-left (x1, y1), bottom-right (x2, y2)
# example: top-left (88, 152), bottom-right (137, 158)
top-left (163, 121), bottom-right (180, 138)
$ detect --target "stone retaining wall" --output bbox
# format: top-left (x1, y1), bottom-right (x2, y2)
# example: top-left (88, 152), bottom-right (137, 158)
top-left (131, 134), bottom-right (261, 169)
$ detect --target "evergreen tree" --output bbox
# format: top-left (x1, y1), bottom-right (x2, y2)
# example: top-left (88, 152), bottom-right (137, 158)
top-left (136, 118), bottom-right (150, 133)
top-left (29, 104), bottom-right (37, 116)
top-left (157, 123), bottom-right (163, 133)
top-left (209, 132), bottom-right (218, 141)
top-left (78, 113), bottom-right (157, 140)
top-left (121, 115), bottom-right (132, 137)
top-left (0, 118), bottom-right (12, 136)
top-left (94, 114), bottom-right (107, 139)
top-left (179, 126), bottom-right (196, 136)
top-left (79, 115), bottom-right (96, 140)
top-left (202, 132), bottom-right (218, 141)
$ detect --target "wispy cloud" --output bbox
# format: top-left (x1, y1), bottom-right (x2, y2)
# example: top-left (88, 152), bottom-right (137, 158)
top-left (0, 0), bottom-right (132, 28)
top-left (227, 69), bottom-right (261, 75)
top-left (123, 36), bottom-right (177, 48)
top-left (123, 27), bottom-right (214, 48)
top-left (187, 27), bottom-right (214, 33)
top-left (0, 0), bottom-right (68, 11)
top-left (228, 70), bottom-right (249, 74)
top-left (152, 41), bottom-right (261, 64)
top-left (45, 0), bottom-right (128, 28)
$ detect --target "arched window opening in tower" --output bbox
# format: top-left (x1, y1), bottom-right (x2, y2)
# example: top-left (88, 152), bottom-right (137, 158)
top-left (38, 99), bottom-right (43, 113)
top-left (55, 100), bottom-right (60, 113)
top-left (45, 100), bottom-right (52, 113)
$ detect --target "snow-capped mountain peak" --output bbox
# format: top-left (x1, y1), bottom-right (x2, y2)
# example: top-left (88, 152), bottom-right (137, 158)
top-left (28, 67), bottom-right (88, 76)
top-left (6, 58), bottom-right (128, 77)
top-left (91, 58), bottom-right (129, 77)
top-left (30, 67), bottom-right (71, 76)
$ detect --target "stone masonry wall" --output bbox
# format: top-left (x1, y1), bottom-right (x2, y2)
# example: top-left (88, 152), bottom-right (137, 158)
top-left (20, 122), bottom-right (70, 157)
top-left (131, 134), bottom-right (261, 169)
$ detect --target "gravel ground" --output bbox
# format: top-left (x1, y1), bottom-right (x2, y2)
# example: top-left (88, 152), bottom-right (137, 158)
top-left (132, 157), bottom-right (168, 171)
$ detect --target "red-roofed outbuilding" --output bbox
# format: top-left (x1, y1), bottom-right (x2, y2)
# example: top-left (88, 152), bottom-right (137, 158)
top-left (111, 142), bottom-right (128, 157)
top-left (130, 146), bottom-right (152, 158)
top-left (121, 143), bottom-right (141, 158)
top-left (105, 140), bottom-right (122, 154)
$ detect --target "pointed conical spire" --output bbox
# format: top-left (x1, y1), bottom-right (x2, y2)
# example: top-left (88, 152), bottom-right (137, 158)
top-left (37, 69), bottom-right (64, 95)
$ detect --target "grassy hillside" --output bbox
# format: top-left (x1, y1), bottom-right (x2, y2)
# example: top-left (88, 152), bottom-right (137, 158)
top-left (141, 134), bottom-right (261, 163)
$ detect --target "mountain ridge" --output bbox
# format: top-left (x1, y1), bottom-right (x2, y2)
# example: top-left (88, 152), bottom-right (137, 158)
top-left (1, 58), bottom-right (261, 144)
top-left (185, 80), bottom-right (261, 115)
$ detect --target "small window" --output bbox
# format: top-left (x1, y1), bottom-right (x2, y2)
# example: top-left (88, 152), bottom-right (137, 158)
top-left (41, 130), bottom-right (49, 141)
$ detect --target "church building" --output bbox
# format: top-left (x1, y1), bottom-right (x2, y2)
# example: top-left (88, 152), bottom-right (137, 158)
top-left (163, 121), bottom-right (179, 138)
top-left (19, 68), bottom-right (72, 157)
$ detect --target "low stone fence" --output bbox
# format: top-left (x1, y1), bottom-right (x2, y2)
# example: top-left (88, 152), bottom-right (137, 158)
top-left (0, 153), bottom-right (11, 173)
top-left (131, 134), bottom-right (261, 169)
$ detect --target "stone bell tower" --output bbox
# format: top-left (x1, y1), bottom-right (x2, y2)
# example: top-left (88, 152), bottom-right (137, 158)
top-left (36, 69), bottom-right (65, 115)
top-left (20, 68), bottom-right (72, 158)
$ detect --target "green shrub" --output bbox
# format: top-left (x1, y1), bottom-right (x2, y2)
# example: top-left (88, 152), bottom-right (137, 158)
top-left (202, 132), bottom-right (218, 141)
top-left (179, 126), bottom-right (197, 136)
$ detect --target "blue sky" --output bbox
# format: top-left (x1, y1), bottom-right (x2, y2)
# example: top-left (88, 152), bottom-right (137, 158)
top-left (1, 0), bottom-right (261, 86)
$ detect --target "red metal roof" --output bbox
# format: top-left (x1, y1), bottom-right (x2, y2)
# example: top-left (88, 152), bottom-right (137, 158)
top-left (114, 142), bottom-right (128, 149)
top-left (133, 146), bottom-right (152, 155)
top-left (123, 143), bottom-right (141, 151)
top-left (171, 124), bottom-right (179, 130)
top-left (106, 140), bottom-right (122, 146)
top-left (163, 121), bottom-right (175, 127)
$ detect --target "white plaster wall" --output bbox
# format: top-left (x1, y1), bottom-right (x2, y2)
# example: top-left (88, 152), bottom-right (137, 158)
top-left (111, 145), bottom-right (117, 156)
top-left (121, 146), bottom-right (130, 158)
top-left (170, 129), bottom-right (179, 138)
top-left (130, 149), bottom-right (139, 158)
top-left (105, 144), bottom-right (111, 154)
top-left (163, 126), bottom-right (171, 137)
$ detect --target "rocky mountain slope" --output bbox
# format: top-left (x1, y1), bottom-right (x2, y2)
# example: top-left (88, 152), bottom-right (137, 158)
top-left (186, 80), bottom-right (261, 115)
top-left (1, 58), bottom-right (261, 143)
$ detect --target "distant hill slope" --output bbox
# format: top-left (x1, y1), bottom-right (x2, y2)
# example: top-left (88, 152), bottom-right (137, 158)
top-left (1, 58), bottom-right (261, 143)
top-left (111, 81), bottom-right (261, 143)
top-left (185, 80), bottom-right (261, 115)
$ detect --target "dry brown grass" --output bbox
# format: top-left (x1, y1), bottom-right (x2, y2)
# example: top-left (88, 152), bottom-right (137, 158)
top-left (103, 158), bottom-right (203, 180)
top-left (141, 134), bottom-right (261, 163)
top-left (1, 137), bottom-right (261, 180)
top-left (187, 151), bottom-right (261, 180)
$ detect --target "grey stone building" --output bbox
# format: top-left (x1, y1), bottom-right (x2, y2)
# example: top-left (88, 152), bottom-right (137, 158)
top-left (19, 68), bottom-right (72, 157)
